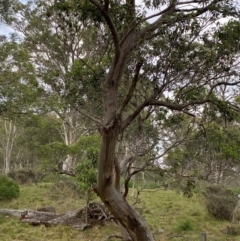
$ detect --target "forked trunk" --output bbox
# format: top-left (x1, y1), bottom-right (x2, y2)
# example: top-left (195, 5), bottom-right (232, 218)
top-left (97, 123), bottom-right (155, 241)
top-left (95, 30), bottom-right (154, 240)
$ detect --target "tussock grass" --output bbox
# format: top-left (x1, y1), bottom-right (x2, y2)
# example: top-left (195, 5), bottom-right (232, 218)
top-left (0, 184), bottom-right (239, 240)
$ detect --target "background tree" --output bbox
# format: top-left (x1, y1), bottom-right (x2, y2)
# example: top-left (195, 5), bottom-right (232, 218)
top-left (6, 0), bottom-right (101, 174)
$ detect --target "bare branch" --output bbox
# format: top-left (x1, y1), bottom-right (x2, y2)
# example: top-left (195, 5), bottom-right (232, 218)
top-left (117, 62), bottom-right (143, 117)
top-left (120, 156), bottom-right (135, 175)
top-left (78, 109), bottom-right (103, 126)
top-left (123, 162), bottom-right (149, 198)
top-left (122, 79), bottom-right (240, 131)
top-left (89, 0), bottom-right (121, 58)
top-left (138, 0), bottom-right (220, 39)
top-left (121, 4), bottom-right (176, 44)
top-left (175, 0), bottom-right (204, 5)
top-left (122, 100), bottom-right (148, 131)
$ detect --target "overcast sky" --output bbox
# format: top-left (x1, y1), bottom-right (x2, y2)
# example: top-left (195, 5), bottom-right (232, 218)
top-left (0, 0), bottom-right (28, 36)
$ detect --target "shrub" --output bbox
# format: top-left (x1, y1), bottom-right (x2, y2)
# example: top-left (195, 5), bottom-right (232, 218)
top-left (0, 175), bottom-right (20, 201)
top-left (225, 224), bottom-right (240, 236)
top-left (204, 185), bottom-right (237, 220)
top-left (8, 169), bottom-right (43, 184)
top-left (175, 219), bottom-right (193, 232)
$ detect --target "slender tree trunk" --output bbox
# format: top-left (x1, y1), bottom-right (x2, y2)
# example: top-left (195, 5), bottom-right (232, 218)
top-left (85, 191), bottom-right (90, 224)
top-left (61, 108), bottom-right (77, 173)
top-left (4, 120), bottom-right (17, 174)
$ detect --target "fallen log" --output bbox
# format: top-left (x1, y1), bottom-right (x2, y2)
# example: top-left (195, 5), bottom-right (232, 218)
top-left (0, 202), bottom-right (114, 230)
top-left (0, 209), bottom-right (26, 218)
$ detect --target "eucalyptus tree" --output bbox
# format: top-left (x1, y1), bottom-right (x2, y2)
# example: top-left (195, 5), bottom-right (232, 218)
top-left (6, 0), bottom-right (240, 240)
top-left (6, 0), bottom-right (103, 174)
top-left (0, 36), bottom-right (43, 174)
top-left (12, 113), bottom-right (63, 171)
top-left (48, 2), bottom-right (240, 241)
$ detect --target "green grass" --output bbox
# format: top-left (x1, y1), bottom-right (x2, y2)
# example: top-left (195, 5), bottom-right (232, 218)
top-left (0, 184), bottom-right (238, 241)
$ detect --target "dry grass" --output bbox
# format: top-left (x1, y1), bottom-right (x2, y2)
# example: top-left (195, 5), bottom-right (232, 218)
top-left (0, 183), bottom-right (239, 241)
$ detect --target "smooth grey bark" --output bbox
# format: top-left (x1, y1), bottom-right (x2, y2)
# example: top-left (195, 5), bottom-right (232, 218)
top-left (97, 118), bottom-right (155, 241)
top-left (61, 108), bottom-right (78, 173)
top-left (4, 120), bottom-right (17, 174)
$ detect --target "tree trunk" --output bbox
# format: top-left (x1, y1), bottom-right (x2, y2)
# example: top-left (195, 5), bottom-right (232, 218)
top-left (85, 191), bottom-right (90, 224)
top-left (61, 108), bottom-right (77, 173)
top-left (94, 26), bottom-right (154, 240)
top-left (97, 123), bottom-right (154, 241)
top-left (4, 120), bottom-right (17, 174)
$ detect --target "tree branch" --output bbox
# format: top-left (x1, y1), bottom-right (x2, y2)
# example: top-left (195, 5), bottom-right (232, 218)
top-left (138, 0), bottom-right (221, 40)
top-left (123, 162), bottom-right (149, 198)
top-left (78, 109), bottom-right (103, 126)
top-left (122, 79), bottom-right (240, 131)
top-left (117, 62), bottom-right (143, 117)
top-left (89, 0), bottom-right (121, 59)
top-left (104, 0), bottom-right (109, 11)
top-left (121, 100), bottom-right (148, 131)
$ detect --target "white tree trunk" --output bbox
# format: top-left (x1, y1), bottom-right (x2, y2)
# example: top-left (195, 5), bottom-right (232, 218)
top-left (61, 108), bottom-right (77, 172)
top-left (4, 120), bottom-right (17, 174)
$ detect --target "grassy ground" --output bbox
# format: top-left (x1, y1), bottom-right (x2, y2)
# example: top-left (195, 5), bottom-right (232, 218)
top-left (0, 183), bottom-right (238, 241)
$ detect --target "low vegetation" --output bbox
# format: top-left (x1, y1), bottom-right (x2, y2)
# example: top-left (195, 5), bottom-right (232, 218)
top-left (0, 175), bottom-right (20, 201)
top-left (204, 185), bottom-right (237, 220)
top-left (0, 182), bottom-right (240, 241)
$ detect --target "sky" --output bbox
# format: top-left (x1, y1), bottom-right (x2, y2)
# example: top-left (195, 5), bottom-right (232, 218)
top-left (0, 0), bottom-right (28, 36)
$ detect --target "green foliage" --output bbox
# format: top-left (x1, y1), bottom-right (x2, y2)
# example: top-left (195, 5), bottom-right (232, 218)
top-left (74, 135), bottom-right (99, 203)
top-left (65, 59), bottom-right (103, 112)
top-left (181, 180), bottom-right (196, 198)
top-left (165, 121), bottom-right (240, 185)
top-left (8, 169), bottom-right (43, 184)
top-left (0, 40), bottom-right (41, 119)
top-left (225, 224), bottom-right (240, 236)
top-left (76, 160), bottom-right (97, 192)
top-left (1, 0), bottom-right (240, 239)
top-left (204, 185), bottom-right (237, 220)
top-left (69, 134), bottom-right (100, 157)
top-left (0, 214), bottom-right (6, 224)
top-left (216, 20), bottom-right (240, 54)
top-left (175, 219), bottom-right (194, 232)
top-left (14, 114), bottom-right (63, 171)
top-left (0, 175), bottom-right (20, 201)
